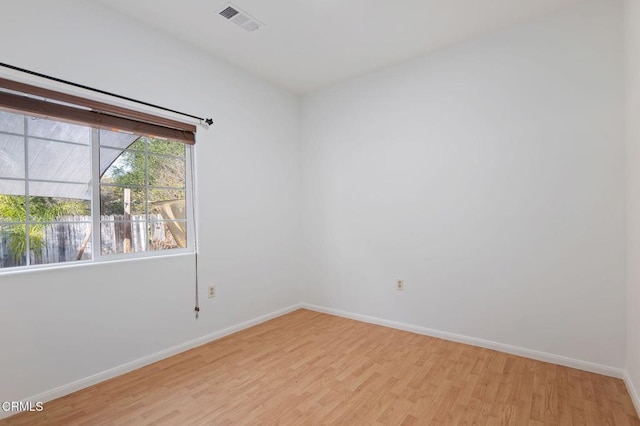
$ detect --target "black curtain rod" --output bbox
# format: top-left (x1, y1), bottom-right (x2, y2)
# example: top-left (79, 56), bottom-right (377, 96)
top-left (0, 62), bottom-right (213, 126)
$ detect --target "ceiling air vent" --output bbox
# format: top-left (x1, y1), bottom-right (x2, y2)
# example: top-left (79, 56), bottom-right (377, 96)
top-left (218, 3), bottom-right (263, 32)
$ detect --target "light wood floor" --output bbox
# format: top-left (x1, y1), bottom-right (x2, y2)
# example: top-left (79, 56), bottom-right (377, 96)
top-left (3, 309), bottom-right (639, 425)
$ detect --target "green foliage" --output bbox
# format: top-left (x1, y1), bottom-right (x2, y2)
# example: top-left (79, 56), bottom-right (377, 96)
top-left (0, 194), bottom-right (89, 262)
top-left (101, 137), bottom-right (186, 216)
top-left (0, 195), bottom-right (25, 221)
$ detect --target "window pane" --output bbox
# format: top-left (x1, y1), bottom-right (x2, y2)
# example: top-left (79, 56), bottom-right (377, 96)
top-left (100, 148), bottom-right (145, 186)
top-left (0, 110), bottom-right (24, 134)
top-left (0, 179), bottom-right (25, 196)
top-left (100, 186), bottom-right (146, 216)
top-left (29, 181), bottom-right (91, 202)
top-left (149, 220), bottom-right (186, 250)
top-left (100, 221), bottom-right (147, 255)
top-left (0, 134), bottom-right (25, 179)
top-left (28, 195), bottom-right (90, 223)
top-left (27, 118), bottom-right (91, 144)
top-left (129, 136), bottom-right (185, 156)
top-left (29, 221), bottom-right (92, 265)
top-left (28, 138), bottom-right (90, 183)
top-left (148, 154), bottom-right (185, 188)
top-left (0, 224), bottom-right (27, 268)
top-left (149, 188), bottom-right (184, 205)
top-left (127, 138), bottom-right (147, 152)
top-left (0, 185), bottom-right (26, 221)
top-left (98, 129), bottom-right (139, 150)
top-left (149, 194), bottom-right (185, 228)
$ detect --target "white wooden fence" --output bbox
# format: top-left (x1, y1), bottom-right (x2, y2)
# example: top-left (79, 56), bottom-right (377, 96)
top-left (0, 214), bottom-right (172, 268)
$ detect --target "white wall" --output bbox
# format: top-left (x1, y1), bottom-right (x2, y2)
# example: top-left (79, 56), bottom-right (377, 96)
top-left (0, 0), bottom-right (632, 410)
top-left (300, 0), bottom-right (626, 369)
top-left (625, 0), bottom-right (640, 409)
top-left (0, 0), bottom-right (301, 403)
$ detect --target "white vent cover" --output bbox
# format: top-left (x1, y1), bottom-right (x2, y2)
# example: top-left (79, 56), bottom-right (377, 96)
top-left (219, 3), bottom-right (263, 32)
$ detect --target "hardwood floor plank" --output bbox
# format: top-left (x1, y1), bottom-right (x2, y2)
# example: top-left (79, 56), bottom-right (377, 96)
top-left (2, 309), bottom-right (638, 425)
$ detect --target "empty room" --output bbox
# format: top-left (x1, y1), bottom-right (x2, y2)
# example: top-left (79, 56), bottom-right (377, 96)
top-left (1, 0), bottom-right (639, 424)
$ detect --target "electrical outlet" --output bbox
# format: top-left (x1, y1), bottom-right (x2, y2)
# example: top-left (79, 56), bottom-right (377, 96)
top-left (208, 285), bottom-right (216, 298)
top-left (396, 279), bottom-right (404, 291)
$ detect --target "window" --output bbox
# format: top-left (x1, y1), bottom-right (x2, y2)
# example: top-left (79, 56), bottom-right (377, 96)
top-left (0, 82), bottom-right (194, 270)
top-left (99, 133), bottom-right (188, 255)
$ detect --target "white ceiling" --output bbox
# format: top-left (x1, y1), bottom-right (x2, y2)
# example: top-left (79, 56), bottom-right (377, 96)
top-left (98, 0), bottom-right (584, 94)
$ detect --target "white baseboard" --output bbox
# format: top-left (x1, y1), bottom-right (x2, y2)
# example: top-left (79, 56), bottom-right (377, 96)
top-left (301, 303), bottom-right (625, 379)
top-left (624, 371), bottom-right (640, 418)
top-left (0, 303), bottom-right (301, 421)
top-left (3, 302), bottom-right (632, 421)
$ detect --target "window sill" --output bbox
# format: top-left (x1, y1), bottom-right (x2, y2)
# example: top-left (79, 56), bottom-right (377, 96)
top-left (0, 249), bottom-right (195, 276)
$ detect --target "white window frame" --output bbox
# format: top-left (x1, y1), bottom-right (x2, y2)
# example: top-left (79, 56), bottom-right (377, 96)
top-left (0, 114), bottom-right (195, 273)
